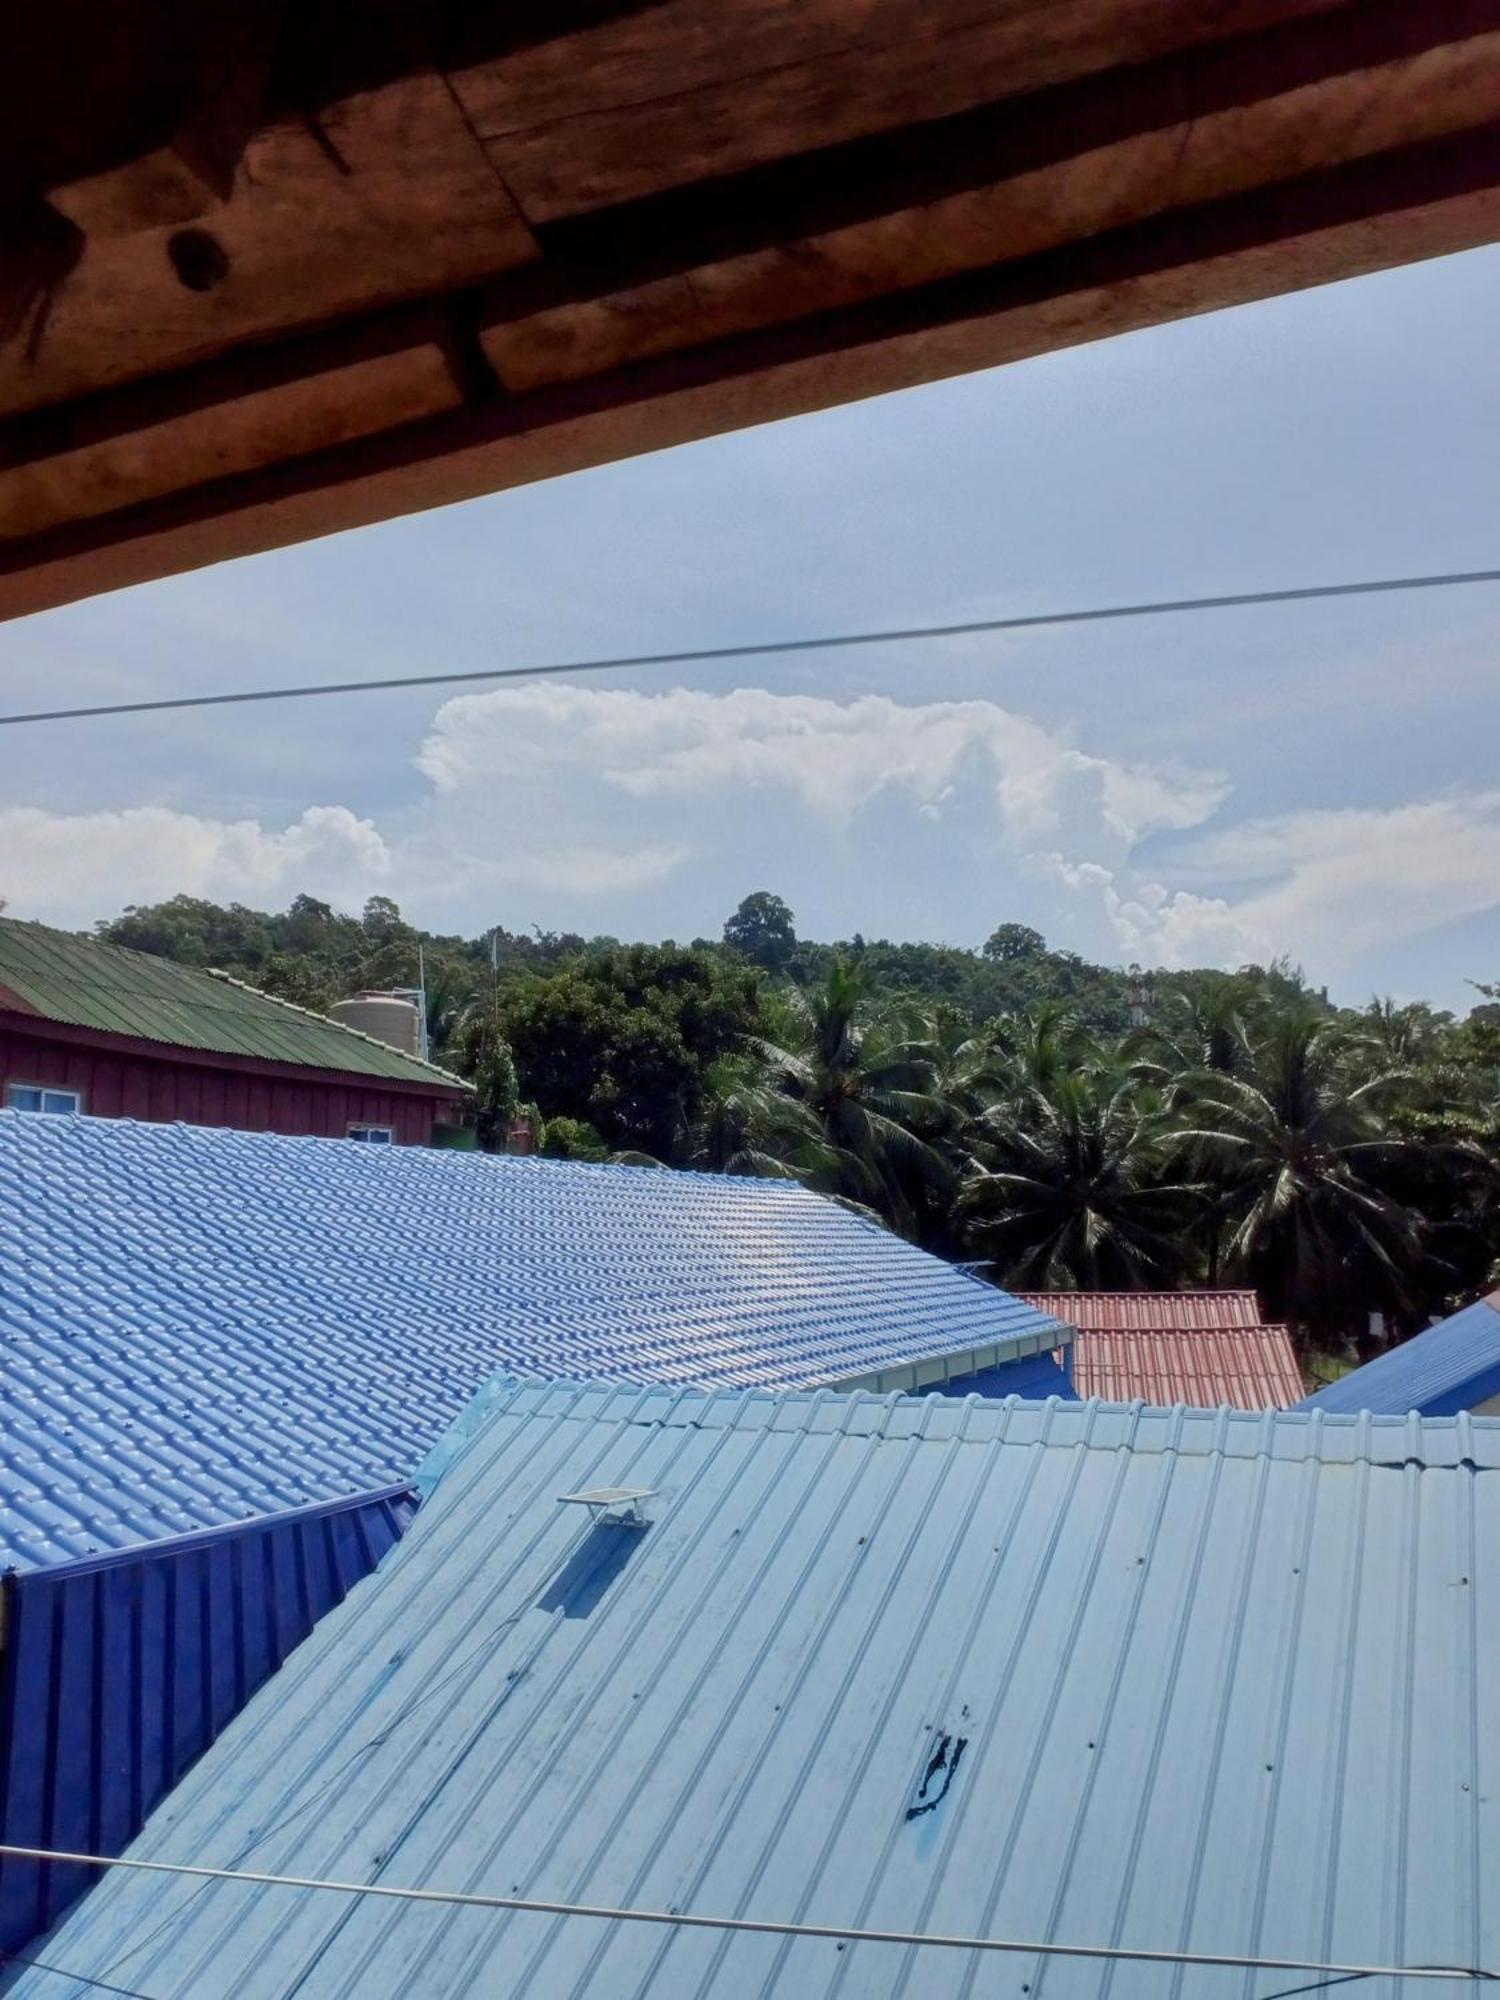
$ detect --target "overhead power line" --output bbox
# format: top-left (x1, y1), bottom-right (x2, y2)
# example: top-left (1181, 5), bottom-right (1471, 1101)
top-left (0, 1845), bottom-right (1493, 1983)
top-left (3, 566), bottom-right (1499, 728)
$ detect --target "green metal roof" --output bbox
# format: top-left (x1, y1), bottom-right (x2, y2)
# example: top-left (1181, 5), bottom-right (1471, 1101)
top-left (0, 917), bottom-right (469, 1091)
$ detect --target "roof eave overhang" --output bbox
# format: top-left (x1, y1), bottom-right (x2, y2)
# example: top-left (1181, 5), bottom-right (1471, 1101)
top-left (0, 1007), bottom-right (473, 1096)
top-left (828, 1319), bottom-right (1076, 1396)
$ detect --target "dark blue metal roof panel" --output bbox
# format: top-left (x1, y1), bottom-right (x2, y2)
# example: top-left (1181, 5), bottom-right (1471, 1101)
top-left (1300, 1294), bottom-right (1500, 1415)
top-left (12, 1380), bottom-right (1496, 1999)
top-left (0, 1112), bottom-right (1067, 1570)
top-left (0, 1483), bottom-right (415, 1959)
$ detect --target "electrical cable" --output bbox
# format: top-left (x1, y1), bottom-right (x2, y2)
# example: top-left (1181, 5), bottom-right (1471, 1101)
top-left (0, 1845), bottom-right (1494, 1983)
top-left (94, 1565), bottom-right (569, 1982)
top-left (3, 566), bottom-right (1499, 728)
top-left (0, 1946), bottom-right (161, 1998)
top-left (1257, 1974), bottom-right (1385, 2000)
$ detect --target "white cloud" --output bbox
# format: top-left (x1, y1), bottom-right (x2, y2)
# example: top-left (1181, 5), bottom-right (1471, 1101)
top-left (0, 805), bottom-right (389, 925)
top-left (6, 684), bottom-right (1223, 937)
top-left (465, 843), bottom-right (690, 897)
top-left (10, 688), bottom-right (1495, 996)
top-left (416, 683), bottom-right (1224, 851)
top-left (1045, 794), bottom-right (1500, 974)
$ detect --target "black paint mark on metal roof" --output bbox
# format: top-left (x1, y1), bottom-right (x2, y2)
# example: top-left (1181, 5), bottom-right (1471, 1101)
top-left (906, 1730), bottom-right (969, 1821)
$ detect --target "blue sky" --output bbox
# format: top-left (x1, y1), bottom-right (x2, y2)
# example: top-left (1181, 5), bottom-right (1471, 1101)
top-left (4, 242), bottom-right (1500, 1010)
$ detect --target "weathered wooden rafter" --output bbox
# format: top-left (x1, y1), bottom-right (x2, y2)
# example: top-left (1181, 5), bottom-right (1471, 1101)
top-left (2, 0), bottom-right (1498, 622)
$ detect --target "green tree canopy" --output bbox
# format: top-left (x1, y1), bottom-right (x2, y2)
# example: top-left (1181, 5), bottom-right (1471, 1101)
top-left (79, 889), bottom-right (1500, 1359)
top-left (982, 921), bottom-right (1047, 963)
top-left (723, 891), bottom-right (797, 974)
top-left (499, 945), bottom-right (763, 1156)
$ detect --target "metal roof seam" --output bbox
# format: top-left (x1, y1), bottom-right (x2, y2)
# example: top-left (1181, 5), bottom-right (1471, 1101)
top-left (1041, 1439), bottom-right (1238, 1994)
top-left (1032, 1432), bottom-right (1216, 1976)
top-left (11, 1378), bottom-right (1495, 1997)
top-left (942, 1435), bottom-right (1140, 1995)
top-left (816, 1428), bottom-right (1061, 1999)
top-left (1391, 1452), bottom-right (1424, 1970)
top-left (1310, 1450), bottom-right (1371, 1967)
top-left (1148, 1442), bottom-right (1280, 1996)
top-left (1459, 1457), bottom-right (1484, 1976)
top-left (582, 1406), bottom-right (983, 2000)
top-left (1239, 1450), bottom-right (1326, 1974)
top-left (451, 1405), bottom-right (904, 2000)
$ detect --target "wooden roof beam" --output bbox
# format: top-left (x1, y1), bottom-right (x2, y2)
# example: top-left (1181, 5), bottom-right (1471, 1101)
top-left (478, 0), bottom-right (1500, 390)
top-left (451, 0), bottom-right (1350, 219)
top-left (3, 116), bottom-right (1498, 625)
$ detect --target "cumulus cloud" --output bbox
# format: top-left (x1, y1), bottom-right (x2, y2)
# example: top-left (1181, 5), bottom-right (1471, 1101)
top-left (7, 684), bottom-right (1224, 937)
top-left (416, 683), bottom-right (1225, 850)
top-left (1044, 794), bottom-right (1500, 974)
top-left (8, 685), bottom-right (1494, 995)
top-left (0, 805), bottom-right (390, 925)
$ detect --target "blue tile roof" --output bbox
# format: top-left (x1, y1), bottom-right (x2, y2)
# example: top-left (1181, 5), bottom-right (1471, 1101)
top-left (17, 1379), bottom-right (1498, 1999)
top-left (1300, 1292), bottom-right (1500, 1415)
top-left (0, 1111), bottom-right (1067, 1571)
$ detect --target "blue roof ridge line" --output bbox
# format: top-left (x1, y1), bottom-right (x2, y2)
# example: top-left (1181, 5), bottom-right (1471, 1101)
top-left (823, 1317), bottom-right (1074, 1394)
top-left (456, 1383), bottom-right (1500, 1458)
top-left (11, 1479), bottom-right (417, 1582)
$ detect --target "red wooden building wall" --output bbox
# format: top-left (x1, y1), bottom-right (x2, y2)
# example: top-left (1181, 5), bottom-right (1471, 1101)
top-left (0, 1022), bottom-right (463, 1145)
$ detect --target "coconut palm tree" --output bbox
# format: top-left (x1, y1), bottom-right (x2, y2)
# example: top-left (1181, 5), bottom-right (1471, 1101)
top-left (1129, 976), bottom-right (1257, 1092)
top-left (751, 962), bottom-right (955, 1240)
top-left (682, 1059), bottom-right (828, 1178)
top-left (959, 1066), bottom-right (1199, 1289)
top-left (1359, 995), bottom-right (1446, 1069)
top-left (987, 1002), bottom-right (1097, 1106)
top-left (1175, 1013), bottom-right (1425, 1340)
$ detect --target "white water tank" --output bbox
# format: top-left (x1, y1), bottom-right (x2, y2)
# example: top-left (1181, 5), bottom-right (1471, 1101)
top-left (330, 990), bottom-right (423, 1058)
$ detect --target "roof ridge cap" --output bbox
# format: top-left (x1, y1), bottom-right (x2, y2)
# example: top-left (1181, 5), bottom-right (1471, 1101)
top-left (203, 968), bottom-right (469, 1086)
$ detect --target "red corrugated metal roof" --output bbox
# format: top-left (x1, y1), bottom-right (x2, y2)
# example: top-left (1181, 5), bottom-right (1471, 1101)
top-left (1018, 1292), bottom-right (1306, 1409)
top-left (1071, 1325), bottom-right (1306, 1410)
top-left (1019, 1289), bottom-right (1265, 1332)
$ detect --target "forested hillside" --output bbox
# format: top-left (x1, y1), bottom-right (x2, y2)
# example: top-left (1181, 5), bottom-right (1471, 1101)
top-left (93, 890), bottom-right (1500, 1359)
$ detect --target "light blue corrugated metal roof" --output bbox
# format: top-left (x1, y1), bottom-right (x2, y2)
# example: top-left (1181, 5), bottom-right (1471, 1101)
top-left (0, 1112), bottom-right (1068, 1571)
top-left (14, 1380), bottom-right (1498, 1999)
top-left (1301, 1293), bottom-right (1500, 1415)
